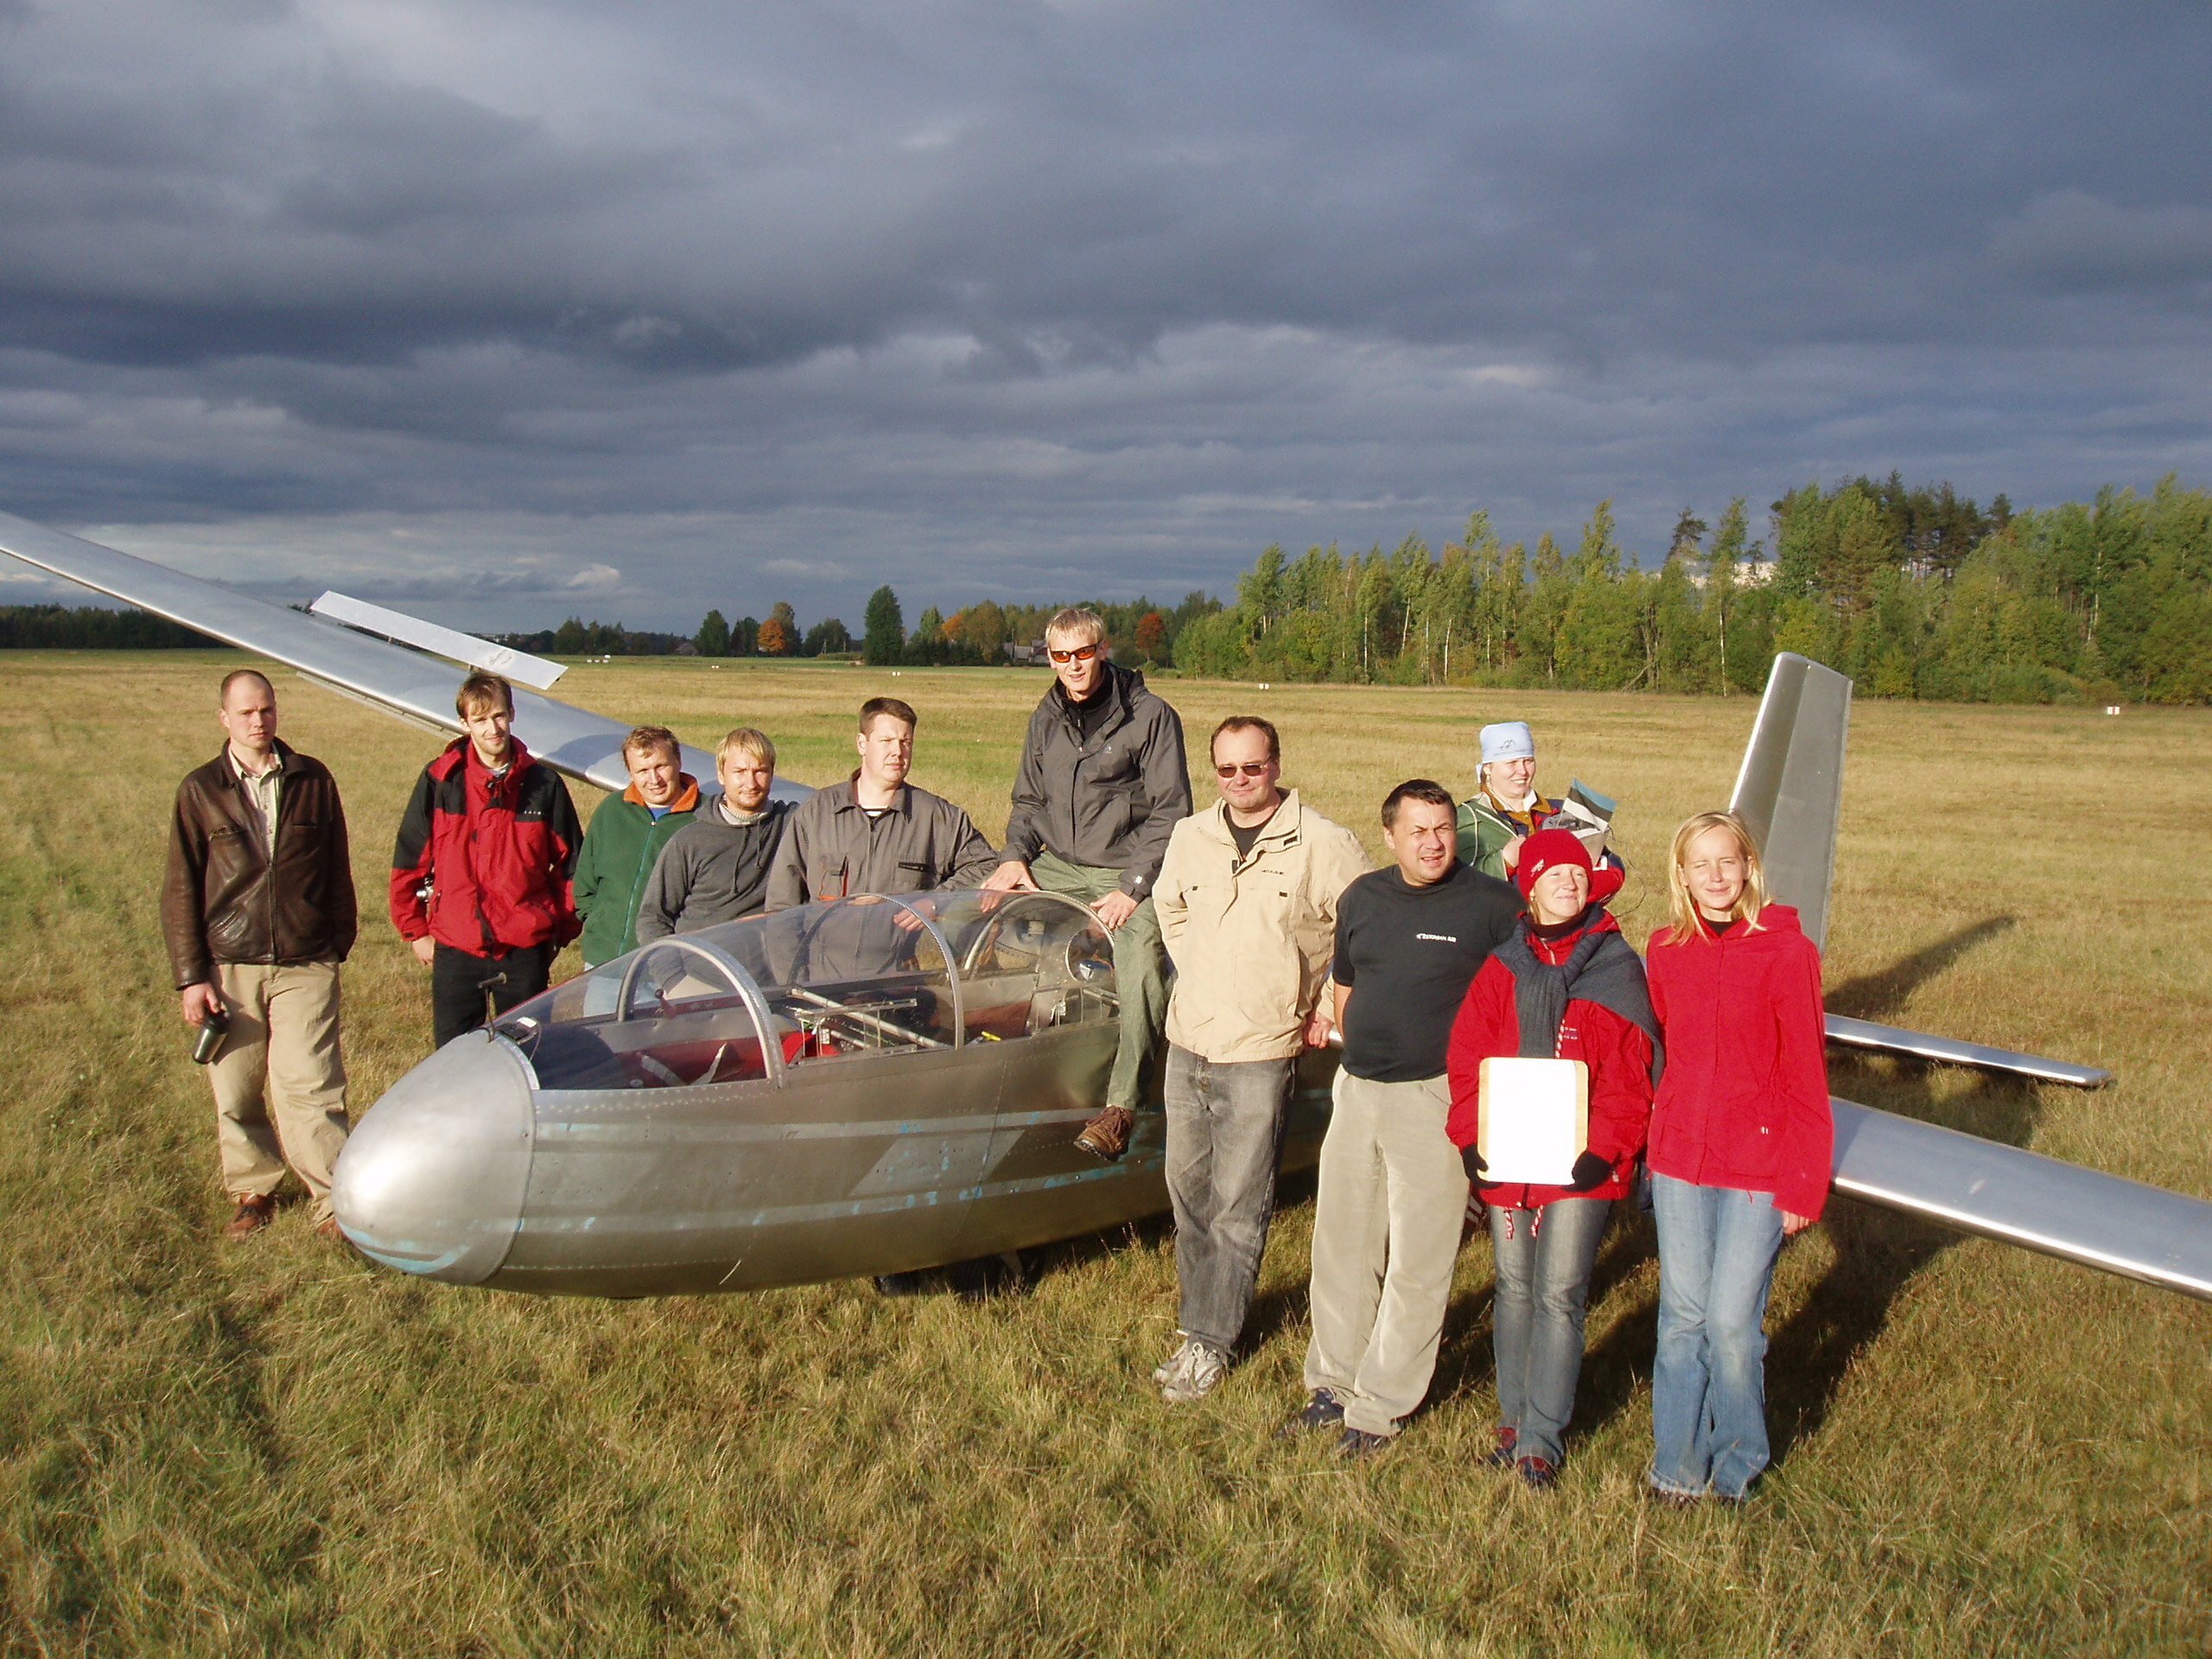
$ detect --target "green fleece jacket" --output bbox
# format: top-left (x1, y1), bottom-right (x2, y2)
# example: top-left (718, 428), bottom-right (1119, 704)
top-left (572, 776), bottom-right (701, 965)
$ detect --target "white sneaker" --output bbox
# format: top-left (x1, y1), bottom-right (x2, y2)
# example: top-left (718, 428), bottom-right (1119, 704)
top-left (1161, 1342), bottom-right (1228, 1404)
top-left (1153, 1337), bottom-right (1195, 1385)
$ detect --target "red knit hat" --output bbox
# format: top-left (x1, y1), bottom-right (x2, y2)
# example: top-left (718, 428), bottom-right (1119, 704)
top-left (1515, 827), bottom-right (1625, 906)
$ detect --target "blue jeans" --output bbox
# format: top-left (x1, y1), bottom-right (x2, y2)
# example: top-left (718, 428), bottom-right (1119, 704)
top-left (1649, 1173), bottom-right (1786, 1499)
top-left (1488, 1196), bottom-right (1611, 1468)
top-left (1163, 1045), bottom-right (1294, 1354)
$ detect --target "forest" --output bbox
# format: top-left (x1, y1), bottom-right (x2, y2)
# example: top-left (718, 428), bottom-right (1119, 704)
top-left (1166, 475), bottom-right (2212, 704)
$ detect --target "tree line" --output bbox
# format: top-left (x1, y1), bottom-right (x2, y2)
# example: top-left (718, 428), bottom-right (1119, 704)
top-left (1169, 474), bottom-right (2212, 705)
top-left (0, 605), bottom-right (226, 649)
top-left (12, 473), bottom-right (2206, 704)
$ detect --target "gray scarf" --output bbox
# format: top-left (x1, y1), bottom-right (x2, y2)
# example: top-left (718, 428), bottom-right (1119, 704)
top-left (1493, 918), bottom-right (1664, 1086)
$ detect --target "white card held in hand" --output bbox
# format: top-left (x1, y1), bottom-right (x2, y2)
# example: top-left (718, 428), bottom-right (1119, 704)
top-left (1477, 1058), bottom-right (1590, 1185)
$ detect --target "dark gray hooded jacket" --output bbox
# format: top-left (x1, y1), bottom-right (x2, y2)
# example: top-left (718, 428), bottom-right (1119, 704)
top-left (1001, 662), bottom-right (1192, 899)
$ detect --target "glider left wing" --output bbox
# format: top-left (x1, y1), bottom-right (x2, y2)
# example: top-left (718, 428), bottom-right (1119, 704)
top-left (0, 510), bottom-right (802, 802)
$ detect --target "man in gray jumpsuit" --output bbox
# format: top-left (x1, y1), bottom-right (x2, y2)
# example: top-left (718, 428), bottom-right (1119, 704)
top-left (983, 607), bottom-right (1191, 1160)
top-left (766, 696), bottom-right (998, 909)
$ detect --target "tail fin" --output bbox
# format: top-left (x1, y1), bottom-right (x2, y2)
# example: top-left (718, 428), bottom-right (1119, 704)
top-left (1729, 652), bottom-right (1853, 950)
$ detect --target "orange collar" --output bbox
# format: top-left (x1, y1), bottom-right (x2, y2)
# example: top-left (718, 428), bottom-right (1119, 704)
top-left (623, 773), bottom-right (700, 812)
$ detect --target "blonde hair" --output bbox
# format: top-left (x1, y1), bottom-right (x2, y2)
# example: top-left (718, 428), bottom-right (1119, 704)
top-left (716, 726), bottom-right (776, 767)
top-left (1664, 810), bottom-right (1768, 944)
top-left (1044, 607), bottom-right (1106, 647)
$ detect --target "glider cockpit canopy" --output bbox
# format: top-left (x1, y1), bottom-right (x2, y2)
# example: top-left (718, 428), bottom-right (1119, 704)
top-left (495, 889), bottom-right (1118, 1094)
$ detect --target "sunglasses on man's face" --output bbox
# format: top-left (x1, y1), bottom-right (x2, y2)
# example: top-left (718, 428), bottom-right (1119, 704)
top-left (1214, 760), bottom-right (1272, 779)
top-left (1048, 643), bottom-right (1100, 664)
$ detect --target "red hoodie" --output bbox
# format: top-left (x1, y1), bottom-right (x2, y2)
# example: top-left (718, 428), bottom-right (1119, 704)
top-left (1446, 912), bottom-right (1656, 1209)
top-left (389, 736), bottom-right (582, 957)
top-left (1644, 902), bottom-right (1832, 1220)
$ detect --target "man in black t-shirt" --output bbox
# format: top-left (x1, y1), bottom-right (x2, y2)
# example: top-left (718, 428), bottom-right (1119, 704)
top-left (1286, 779), bottom-right (1522, 1454)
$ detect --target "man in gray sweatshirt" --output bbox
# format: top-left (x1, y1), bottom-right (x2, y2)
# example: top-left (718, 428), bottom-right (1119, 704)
top-left (635, 728), bottom-right (792, 943)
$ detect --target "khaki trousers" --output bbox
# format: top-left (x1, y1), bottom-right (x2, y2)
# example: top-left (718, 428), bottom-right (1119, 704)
top-left (207, 960), bottom-right (351, 1222)
top-left (1303, 1070), bottom-right (1471, 1437)
top-left (1029, 850), bottom-right (1166, 1111)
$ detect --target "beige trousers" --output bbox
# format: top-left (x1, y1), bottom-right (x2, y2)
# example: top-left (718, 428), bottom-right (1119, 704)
top-left (1302, 1070), bottom-right (1471, 1437)
top-left (207, 960), bottom-right (351, 1221)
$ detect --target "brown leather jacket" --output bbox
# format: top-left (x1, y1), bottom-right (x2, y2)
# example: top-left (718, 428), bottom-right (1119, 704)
top-left (162, 740), bottom-right (358, 987)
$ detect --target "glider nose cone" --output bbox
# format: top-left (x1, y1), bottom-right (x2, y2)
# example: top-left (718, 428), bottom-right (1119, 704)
top-left (333, 1031), bottom-right (535, 1284)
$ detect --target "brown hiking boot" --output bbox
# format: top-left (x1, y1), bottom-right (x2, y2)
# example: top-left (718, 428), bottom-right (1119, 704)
top-left (222, 1194), bottom-right (276, 1240)
top-left (1074, 1105), bottom-right (1134, 1161)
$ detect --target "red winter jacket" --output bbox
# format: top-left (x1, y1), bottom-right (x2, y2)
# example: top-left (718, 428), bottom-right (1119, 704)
top-left (1446, 912), bottom-right (1655, 1208)
top-left (1645, 903), bottom-right (1833, 1221)
top-left (389, 737), bottom-right (582, 957)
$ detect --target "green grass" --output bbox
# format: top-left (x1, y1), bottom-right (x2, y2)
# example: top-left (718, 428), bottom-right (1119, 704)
top-left (0, 652), bottom-right (2206, 1656)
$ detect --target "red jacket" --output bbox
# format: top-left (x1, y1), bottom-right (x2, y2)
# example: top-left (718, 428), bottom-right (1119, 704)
top-left (1446, 912), bottom-right (1655, 1208)
top-left (389, 737), bottom-right (582, 957)
top-left (1645, 903), bottom-right (1833, 1220)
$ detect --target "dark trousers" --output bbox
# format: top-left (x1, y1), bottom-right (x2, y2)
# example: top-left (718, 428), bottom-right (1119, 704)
top-left (431, 941), bottom-right (555, 1049)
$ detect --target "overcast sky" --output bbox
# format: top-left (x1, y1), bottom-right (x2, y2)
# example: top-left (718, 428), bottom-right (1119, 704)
top-left (3, 0), bottom-right (2209, 632)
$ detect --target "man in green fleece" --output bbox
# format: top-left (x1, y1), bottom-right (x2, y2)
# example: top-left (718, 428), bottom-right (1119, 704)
top-left (572, 725), bottom-right (701, 969)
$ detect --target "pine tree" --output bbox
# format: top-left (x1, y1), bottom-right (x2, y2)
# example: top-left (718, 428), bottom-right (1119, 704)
top-left (862, 587), bottom-right (904, 666)
top-left (696, 607), bottom-right (730, 657)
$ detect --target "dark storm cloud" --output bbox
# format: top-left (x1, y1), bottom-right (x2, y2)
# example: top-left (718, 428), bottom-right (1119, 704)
top-left (2, 0), bottom-right (2209, 628)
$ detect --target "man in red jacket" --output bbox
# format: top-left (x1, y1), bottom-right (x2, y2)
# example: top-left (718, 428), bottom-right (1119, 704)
top-left (390, 672), bottom-right (582, 1048)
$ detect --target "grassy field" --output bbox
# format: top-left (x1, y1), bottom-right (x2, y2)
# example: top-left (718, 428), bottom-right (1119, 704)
top-left (0, 650), bottom-right (2206, 1656)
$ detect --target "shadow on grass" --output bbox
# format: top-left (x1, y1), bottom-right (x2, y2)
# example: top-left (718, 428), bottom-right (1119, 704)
top-left (1822, 914), bottom-right (2016, 1022)
top-left (1425, 1044), bottom-right (2054, 1468)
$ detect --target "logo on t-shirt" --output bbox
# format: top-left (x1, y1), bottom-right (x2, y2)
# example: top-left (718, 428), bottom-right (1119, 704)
top-left (1415, 932), bottom-right (1459, 943)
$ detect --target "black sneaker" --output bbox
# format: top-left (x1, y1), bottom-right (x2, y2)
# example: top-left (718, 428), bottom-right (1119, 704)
top-left (1337, 1427), bottom-right (1393, 1459)
top-left (1483, 1427), bottom-right (1518, 1469)
top-left (1277, 1389), bottom-right (1345, 1438)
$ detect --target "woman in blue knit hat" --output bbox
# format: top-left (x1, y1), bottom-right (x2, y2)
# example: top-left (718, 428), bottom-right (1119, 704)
top-left (1454, 721), bottom-right (1561, 880)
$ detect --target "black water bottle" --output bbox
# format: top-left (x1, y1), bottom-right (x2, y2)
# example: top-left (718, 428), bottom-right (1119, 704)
top-left (191, 1003), bottom-right (229, 1065)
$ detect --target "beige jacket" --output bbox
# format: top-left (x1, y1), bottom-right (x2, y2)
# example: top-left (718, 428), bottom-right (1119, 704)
top-left (1156, 790), bottom-right (1370, 1063)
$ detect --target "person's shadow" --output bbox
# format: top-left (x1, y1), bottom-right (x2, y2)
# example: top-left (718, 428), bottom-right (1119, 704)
top-left (1433, 913), bottom-right (2046, 1467)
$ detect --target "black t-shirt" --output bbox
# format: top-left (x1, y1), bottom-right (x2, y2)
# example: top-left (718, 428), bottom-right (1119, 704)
top-left (1226, 803), bottom-right (1278, 862)
top-left (1332, 861), bottom-right (1523, 1082)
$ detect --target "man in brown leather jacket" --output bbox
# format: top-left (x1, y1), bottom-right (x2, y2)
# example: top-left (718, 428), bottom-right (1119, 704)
top-left (162, 669), bottom-right (357, 1240)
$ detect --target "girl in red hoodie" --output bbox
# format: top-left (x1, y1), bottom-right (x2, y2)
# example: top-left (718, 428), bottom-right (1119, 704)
top-left (1643, 810), bottom-right (1832, 1503)
top-left (1446, 829), bottom-right (1659, 1491)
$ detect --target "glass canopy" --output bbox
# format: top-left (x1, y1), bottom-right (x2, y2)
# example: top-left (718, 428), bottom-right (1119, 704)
top-left (493, 888), bottom-right (1117, 1092)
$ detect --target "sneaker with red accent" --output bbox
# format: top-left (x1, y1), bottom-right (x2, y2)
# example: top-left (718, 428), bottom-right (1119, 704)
top-left (1516, 1454), bottom-right (1559, 1491)
top-left (1483, 1426), bottom-right (1518, 1469)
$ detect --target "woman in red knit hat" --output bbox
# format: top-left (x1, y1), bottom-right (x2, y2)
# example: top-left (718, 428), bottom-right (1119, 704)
top-left (1445, 827), bottom-right (1660, 1491)
top-left (1643, 809), bottom-right (1833, 1504)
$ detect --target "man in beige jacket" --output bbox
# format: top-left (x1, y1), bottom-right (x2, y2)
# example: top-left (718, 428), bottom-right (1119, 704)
top-left (1149, 715), bottom-right (1370, 1403)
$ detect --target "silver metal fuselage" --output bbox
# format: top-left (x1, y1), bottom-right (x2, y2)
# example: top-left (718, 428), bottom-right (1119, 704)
top-left (335, 1010), bottom-right (1334, 1298)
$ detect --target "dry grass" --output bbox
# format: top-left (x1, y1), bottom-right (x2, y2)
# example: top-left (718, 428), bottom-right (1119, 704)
top-left (0, 651), bottom-right (2206, 1656)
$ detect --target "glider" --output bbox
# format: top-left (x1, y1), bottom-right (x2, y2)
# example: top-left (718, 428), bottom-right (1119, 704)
top-left (0, 511), bottom-right (2201, 1300)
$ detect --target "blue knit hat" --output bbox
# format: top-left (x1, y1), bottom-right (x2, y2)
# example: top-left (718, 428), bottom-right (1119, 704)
top-left (1478, 721), bottom-right (1535, 766)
